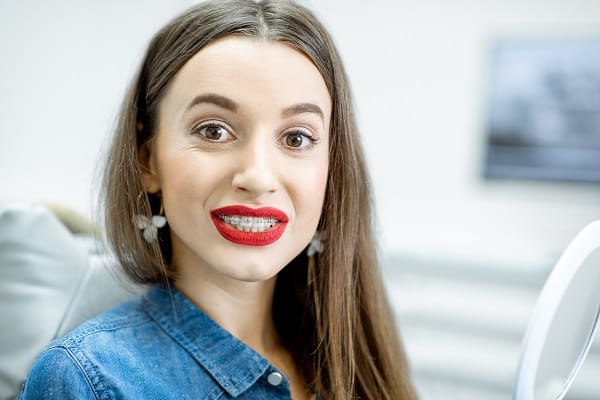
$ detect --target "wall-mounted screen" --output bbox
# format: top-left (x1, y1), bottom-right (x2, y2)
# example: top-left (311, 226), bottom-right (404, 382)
top-left (483, 38), bottom-right (600, 183)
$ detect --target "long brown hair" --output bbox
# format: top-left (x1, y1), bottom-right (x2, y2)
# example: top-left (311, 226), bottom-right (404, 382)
top-left (101, 1), bottom-right (415, 398)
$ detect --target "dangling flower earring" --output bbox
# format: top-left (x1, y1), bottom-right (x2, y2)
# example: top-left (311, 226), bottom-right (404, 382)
top-left (307, 230), bottom-right (325, 257)
top-left (134, 204), bottom-right (167, 243)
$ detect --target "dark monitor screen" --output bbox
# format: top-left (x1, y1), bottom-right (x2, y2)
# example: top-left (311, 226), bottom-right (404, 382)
top-left (483, 38), bottom-right (600, 183)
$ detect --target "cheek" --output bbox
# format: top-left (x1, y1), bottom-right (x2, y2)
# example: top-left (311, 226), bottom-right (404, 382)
top-left (293, 157), bottom-right (329, 223)
top-left (155, 151), bottom-right (225, 208)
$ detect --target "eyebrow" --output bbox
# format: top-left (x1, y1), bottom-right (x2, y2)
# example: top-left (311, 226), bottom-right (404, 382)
top-left (185, 93), bottom-right (239, 113)
top-left (184, 93), bottom-right (324, 122)
top-left (281, 103), bottom-right (324, 122)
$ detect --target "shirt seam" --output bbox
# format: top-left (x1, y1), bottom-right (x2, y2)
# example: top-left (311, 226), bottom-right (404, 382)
top-left (57, 312), bottom-right (151, 345)
top-left (40, 345), bottom-right (104, 400)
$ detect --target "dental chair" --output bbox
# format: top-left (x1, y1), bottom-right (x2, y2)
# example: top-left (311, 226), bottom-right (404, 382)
top-left (0, 203), bottom-right (144, 399)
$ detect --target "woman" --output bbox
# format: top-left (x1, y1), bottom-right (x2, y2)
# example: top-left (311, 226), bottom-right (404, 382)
top-left (20, 1), bottom-right (415, 399)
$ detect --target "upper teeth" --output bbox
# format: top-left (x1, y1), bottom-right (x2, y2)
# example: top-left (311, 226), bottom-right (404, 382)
top-left (219, 215), bottom-right (278, 232)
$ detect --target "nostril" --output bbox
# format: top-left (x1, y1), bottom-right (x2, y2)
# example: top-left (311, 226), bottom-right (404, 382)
top-left (231, 166), bottom-right (278, 196)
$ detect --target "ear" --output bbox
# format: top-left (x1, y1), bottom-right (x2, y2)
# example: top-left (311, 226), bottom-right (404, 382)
top-left (138, 140), bottom-right (161, 194)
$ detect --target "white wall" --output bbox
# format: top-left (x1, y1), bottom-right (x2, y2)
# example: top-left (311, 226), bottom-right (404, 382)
top-left (0, 0), bottom-right (195, 216)
top-left (1, 0), bottom-right (599, 269)
top-left (311, 0), bottom-right (600, 269)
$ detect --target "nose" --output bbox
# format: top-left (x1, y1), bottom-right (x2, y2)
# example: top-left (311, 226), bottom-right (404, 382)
top-left (231, 138), bottom-right (278, 197)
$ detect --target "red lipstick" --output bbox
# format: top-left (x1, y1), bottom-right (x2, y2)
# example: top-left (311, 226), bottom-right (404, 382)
top-left (210, 205), bottom-right (289, 246)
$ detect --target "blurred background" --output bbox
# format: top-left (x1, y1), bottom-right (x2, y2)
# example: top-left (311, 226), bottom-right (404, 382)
top-left (1, 0), bottom-right (599, 399)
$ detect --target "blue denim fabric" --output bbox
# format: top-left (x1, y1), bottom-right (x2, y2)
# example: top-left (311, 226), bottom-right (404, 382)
top-left (20, 285), bottom-right (297, 399)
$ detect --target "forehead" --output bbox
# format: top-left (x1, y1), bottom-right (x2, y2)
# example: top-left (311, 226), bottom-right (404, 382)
top-left (160, 35), bottom-right (332, 120)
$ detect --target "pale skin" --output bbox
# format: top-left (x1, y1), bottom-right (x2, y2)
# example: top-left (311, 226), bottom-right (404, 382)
top-left (140, 36), bottom-right (331, 399)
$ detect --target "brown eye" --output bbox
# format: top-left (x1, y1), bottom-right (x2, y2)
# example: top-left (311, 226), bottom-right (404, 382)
top-left (205, 126), bottom-right (223, 140)
top-left (282, 130), bottom-right (317, 151)
top-left (285, 133), bottom-right (305, 148)
top-left (192, 122), bottom-right (233, 143)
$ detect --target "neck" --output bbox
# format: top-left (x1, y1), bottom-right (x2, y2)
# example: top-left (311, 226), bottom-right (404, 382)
top-left (174, 268), bottom-right (282, 355)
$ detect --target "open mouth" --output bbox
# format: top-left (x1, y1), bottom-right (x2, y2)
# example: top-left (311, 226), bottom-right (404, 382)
top-left (210, 205), bottom-right (288, 246)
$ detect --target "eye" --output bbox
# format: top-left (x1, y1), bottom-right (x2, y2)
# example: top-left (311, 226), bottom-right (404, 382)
top-left (282, 130), bottom-right (317, 150)
top-left (191, 121), bottom-right (234, 143)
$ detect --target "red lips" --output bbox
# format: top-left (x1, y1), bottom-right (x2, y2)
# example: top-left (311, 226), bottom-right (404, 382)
top-left (210, 205), bottom-right (289, 246)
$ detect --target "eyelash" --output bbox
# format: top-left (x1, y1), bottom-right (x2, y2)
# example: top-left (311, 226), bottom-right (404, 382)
top-left (280, 128), bottom-right (320, 151)
top-left (190, 120), bottom-right (320, 150)
top-left (190, 121), bottom-right (234, 143)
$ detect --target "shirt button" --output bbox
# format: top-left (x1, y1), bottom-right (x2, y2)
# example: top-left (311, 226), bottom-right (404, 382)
top-left (267, 371), bottom-right (283, 386)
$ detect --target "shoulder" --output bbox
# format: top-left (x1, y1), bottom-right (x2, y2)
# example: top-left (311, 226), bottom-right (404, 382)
top-left (21, 293), bottom-right (224, 399)
top-left (21, 297), bottom-right (153, 399)
top-left (62, 295), bottom-right (152, 340)
top-left (52, 295), bottom-right (152, 350)
top-left (20, 346), bottom-right (98, 400)
top-left (49, 296), bottom-right (160, 370)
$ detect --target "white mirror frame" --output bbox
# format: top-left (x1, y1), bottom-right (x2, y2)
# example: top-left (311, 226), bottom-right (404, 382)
top-left (514, 220), bottom-right (600, 400)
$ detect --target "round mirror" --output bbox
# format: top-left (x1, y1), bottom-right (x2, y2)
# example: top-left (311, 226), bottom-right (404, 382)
top-left (514, 220), bottom-right (600, 400)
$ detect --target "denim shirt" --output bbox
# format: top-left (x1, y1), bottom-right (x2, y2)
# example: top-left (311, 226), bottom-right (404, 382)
top-left (20, 285), bottom-right (307, 399)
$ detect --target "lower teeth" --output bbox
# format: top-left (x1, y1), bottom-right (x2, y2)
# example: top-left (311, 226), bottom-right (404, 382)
top-left (228, 223), bottom-right (275, 232)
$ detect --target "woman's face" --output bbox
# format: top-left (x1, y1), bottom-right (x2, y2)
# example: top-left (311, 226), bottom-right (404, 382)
top-left (142, 36), bottom-right (331, 284)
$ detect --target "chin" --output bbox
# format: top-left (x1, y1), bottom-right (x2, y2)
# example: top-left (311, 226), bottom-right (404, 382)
top-left (218, 256), bottom-right (283, 283)
top-left (219, 245), bottom-right (300, 283)
top-left (231, 266), bottom-right (281, 283)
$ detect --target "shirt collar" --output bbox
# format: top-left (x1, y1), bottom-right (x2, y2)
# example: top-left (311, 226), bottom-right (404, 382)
top-left (142, 284), bottom-right (271, 397)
